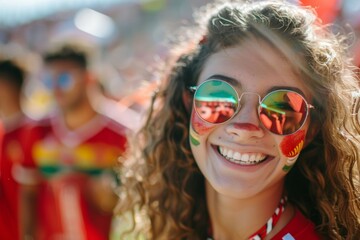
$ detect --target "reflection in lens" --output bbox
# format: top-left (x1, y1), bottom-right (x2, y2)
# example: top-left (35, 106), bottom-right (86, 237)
top-left (259, 90), bottom-right (307, 135)
top-left (194, 80), bottom-right (238, 124)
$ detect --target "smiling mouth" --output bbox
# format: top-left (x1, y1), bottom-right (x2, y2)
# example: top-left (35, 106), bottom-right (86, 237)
top-left (218, 146), bottom-right (268, 165)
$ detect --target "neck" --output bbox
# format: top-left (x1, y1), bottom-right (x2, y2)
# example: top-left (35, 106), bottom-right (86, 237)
top-left (206, 182), bottom-right (291, 240)
top-left (62, 99), bottom-right (97, 130)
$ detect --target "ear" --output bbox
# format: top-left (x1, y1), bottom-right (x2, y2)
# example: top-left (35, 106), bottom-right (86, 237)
top-left (182, 90), bottom-right (193, 114)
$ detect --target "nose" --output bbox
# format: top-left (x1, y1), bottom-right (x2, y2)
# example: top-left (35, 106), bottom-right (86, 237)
top-left (225, 93), bottom-right (265, 140)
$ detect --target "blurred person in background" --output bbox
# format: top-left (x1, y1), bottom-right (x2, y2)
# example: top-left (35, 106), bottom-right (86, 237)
top-left (19, 42), bottom-right (128, 240)
top-left (0, 59), bottom-right (29, 240)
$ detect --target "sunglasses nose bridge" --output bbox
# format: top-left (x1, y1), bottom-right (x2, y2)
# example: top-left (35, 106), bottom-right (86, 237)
top-left (225, 92), bottom-right (265, 139)
top-left (232, 92), bottom-right (262, 123)
top-left (238, 92), bottom-right (261, 109)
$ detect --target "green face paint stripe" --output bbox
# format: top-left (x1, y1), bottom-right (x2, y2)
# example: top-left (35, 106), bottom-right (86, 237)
top-left (190, 134), bottom-right (200, 146)
top-left (189, 125), bottom-right (200, 146)
top-left (282, 164), bottom-right (294, 172)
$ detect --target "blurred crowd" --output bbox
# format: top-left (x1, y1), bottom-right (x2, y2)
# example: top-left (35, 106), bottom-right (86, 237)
top-left (0, 0), bottom-right (359, 239)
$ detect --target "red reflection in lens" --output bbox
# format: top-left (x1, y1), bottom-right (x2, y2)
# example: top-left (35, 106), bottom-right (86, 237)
top-left (259, 111), bottom-right (287, 134)
top-left (195, 100), bottom-right (235, 124)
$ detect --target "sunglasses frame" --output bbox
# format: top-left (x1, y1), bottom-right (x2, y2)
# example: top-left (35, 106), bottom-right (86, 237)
top-left (43, 72), bottom-right (75, 91)
top-left (189, 79), bottom-right (315, 136)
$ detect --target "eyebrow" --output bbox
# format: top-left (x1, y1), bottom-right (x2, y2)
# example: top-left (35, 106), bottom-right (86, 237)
top-left (206, 74), bottom-right (241, 87)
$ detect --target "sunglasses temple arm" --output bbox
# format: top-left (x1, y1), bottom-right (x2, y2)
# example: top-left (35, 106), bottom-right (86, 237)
top-left (188, 86), bottom-right (197, 93)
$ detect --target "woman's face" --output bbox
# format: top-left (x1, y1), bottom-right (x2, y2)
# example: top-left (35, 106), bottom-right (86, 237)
top-left (190, 39), bottom-right (312, 199)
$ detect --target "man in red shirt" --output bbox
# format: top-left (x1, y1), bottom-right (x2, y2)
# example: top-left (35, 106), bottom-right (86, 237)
top-left (0, 59), bottom-right (29, 240)
top-left (19, 42), bottom-right (128, 240)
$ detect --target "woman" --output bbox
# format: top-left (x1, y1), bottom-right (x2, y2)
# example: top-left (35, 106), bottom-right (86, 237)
top-left (113, 0), bottom-right (360, 239)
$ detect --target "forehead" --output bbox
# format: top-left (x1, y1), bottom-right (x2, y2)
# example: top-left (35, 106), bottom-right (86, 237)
top-left (198, 39), bottom-right (310, 97)
top-left (46, 60), bottom-right (84, 72)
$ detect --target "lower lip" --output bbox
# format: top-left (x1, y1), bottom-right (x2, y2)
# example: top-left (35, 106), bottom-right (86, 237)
top-left (212, 145), bottom-right (274, 172)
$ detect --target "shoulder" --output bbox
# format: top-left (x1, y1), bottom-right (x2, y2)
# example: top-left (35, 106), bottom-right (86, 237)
top-left (272, 208), bottom-right (322, 240)
top-left (87, 113), bottom-right (129, 150)
top-left (97, 114), bottom-right (131, 145)
top-left (98, 113), bottom-right (129, 138)
top-left (22, 117), bottom-right (52, 139)
top-left (25, 116), bottom-right (51, 130)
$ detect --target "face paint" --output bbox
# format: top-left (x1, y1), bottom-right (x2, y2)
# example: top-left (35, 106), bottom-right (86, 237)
top-left (189, 126), bottom-right (200, 146)
top-left (282, 157), bottom-right (298, 172)
top-left (280, 130), bottom-right (305, 157)
top-left (191, 109), bottom-right (216, 135)
top-left (280, 130), bottom-right (305, 172)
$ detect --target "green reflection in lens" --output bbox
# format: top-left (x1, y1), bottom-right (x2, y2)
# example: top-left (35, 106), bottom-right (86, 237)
top-left (195, 80), bottom-right (237, 104)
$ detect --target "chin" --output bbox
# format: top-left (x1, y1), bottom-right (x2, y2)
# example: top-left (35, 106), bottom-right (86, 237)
top-left (206, 177), bottom-right (261, 199)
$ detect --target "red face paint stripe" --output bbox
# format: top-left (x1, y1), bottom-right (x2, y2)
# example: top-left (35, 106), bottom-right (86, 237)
top-left (280, 130), bottom-right (305, 158)
top-left (191, 110), bottom-right (216, 135)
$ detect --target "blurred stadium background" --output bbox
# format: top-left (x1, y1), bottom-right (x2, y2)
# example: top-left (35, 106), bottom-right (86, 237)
top-left (0, 0), bottom-right (359, 127)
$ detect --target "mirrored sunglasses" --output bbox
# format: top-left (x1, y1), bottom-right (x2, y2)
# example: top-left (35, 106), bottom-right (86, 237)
top-left (43, 72), bottom-right (74, 91)
top-left (190, 79), bottom-right (314, 135)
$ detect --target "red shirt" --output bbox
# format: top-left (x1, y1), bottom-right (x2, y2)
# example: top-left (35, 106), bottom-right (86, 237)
top-left (21, 113), bottom-right (127, 240)
top-left (0, 114), bottom-right (30, 240)
top-left (207, 208), bottom-right (321, 240)
top-left (271, 209), bottom-right (321, 240)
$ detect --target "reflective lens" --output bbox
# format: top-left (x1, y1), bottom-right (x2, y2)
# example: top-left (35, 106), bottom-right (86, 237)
top-left (194, 80), bottom-right (238, 124)
top-left (192, 80), bottom-right (311, 135)
top-left (259, 90), bottom-right (308, 135)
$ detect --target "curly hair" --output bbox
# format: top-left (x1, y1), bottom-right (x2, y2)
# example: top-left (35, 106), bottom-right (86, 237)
top-left (115, 1), bottom-right (360, 239)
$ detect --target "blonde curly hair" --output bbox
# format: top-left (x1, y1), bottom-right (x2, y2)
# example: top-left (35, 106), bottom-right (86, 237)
top-left (115, 1), bottom-right (360, 239)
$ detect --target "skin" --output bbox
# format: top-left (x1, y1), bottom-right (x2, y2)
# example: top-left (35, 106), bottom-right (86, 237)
top-left (190, 39), bottom-right (312, 239)
top-left (0, 79), bottom-right (22, 118)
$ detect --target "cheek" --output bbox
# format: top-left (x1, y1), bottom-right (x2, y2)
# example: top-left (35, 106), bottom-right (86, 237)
top-left (189, 109), bottom-right (217, 146)
top-left (190, 109), bottom-right (216, 135)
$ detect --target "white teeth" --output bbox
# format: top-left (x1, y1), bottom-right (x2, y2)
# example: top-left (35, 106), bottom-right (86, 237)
top-left (227, 149), bottom-right (234, 159)
top-left (233, 152), bottom-right (241, 161)
top-left (218, 146), bottom-right (267, 165)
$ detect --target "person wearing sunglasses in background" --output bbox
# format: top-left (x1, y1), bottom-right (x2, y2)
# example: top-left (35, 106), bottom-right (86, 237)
top-left (18, 42), bottom-right (128, 240)
top-left (112, 0), bottom-right (360, 239)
